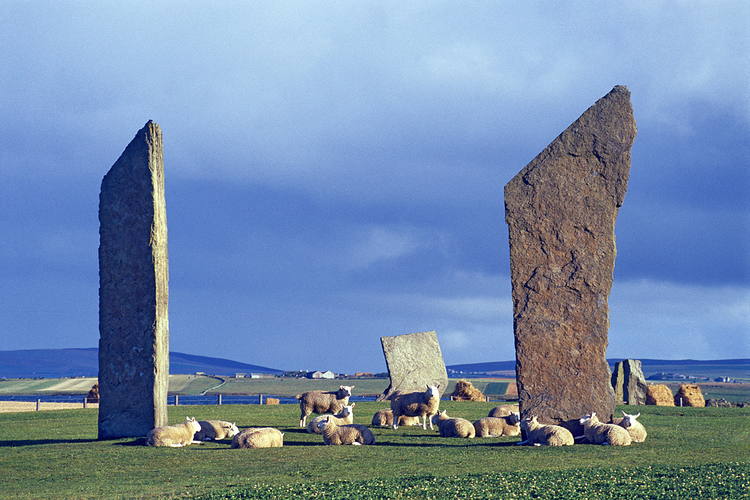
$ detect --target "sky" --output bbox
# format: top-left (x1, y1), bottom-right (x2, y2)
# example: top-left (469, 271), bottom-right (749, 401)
top-left (1, 1), bottom-right (748, 373)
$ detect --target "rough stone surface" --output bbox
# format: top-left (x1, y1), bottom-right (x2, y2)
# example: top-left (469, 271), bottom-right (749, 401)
top-left (674, 383), bottom-right (705, 407)
top-left (504, 86), bottom-right (636, 431)
top-left (377, 331), bottom-right (448, 401)
top-left (645, 384), bottom-right (675, 406)
top-left (98, 121), bottom-right (170, 439)
top-left (611, 359), bottom-right (647, 405)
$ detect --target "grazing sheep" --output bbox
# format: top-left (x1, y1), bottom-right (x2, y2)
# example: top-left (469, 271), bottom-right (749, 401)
top-left (616, 411), bottom-right (647, 443)
top-left (231, 427), bottom-right (284, 449)
top-left (307, 404), bottom-right (355, 434)
top-left (296, 385), bottom-right (354, 428)
top-left (390, 385), bottom-right (441, 430)
top-left (473, 413), bottom-right (521, 437)
top-left (488, 404), bottom-right (519, 418)
top-left (194, 420), bottom-right (240, 441)
top-left (371, 409), bottom-right (421, 427)
top-left (146, 417), bottom-right (202, 447)
top-left (516, 416), bottom-right (574, 446)
top-left (316, 416), bottom-right (375, 445)
top-left (431, 410), bottom-right (475, 438)
top-left (578, 412), bottom-right (632, 446)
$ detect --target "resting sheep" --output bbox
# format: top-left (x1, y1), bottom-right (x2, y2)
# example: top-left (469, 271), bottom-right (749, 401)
top-left (488, 404), bottom-right (519, 418)
top-left (578, 412), bottom-right (632, 446)
top-left (316, 416), bottom-right (375, 445)
top-left (307, 404), bottom-right (355, 434)
top-left (390, 385), bottom-right (440, 430)
top-left (146, 417), bottom-right (202, 447)
top-left (296, 385), bottom-right (354, 428)
top-left (473, 413), bottom-right (521, 437)
top-left (194, 420), bottom-right (240, 441)
top-left (431, 410), bottom-right (475, 438)
top-left (516, 416), bottom-right (574, 446)
top-left (231, 427), bottom-right (284, 449)
top-left (371, 409), bottom-right (421, 427)
top-left (616, 411), bottom-right (647, 443)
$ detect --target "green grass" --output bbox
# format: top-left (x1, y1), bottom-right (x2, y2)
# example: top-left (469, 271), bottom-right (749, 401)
top-left (0, 403), bottom-right (748, 499)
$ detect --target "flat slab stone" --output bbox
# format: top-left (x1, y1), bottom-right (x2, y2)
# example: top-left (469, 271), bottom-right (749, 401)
top-left (504, 86), bottom-right (636, 430)
top-left (611, 359), bottom-right (647, 405)
top-left (98, 121), bottom-right (170, 439)
top-left (377, 331), bottom-right (448, 401)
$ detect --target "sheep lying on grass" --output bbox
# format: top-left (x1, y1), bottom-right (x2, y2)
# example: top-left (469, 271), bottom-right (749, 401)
top-left (390, 385), bottom-right (440, 430)
top-left (296, 385), bottom-right (354, 428)
top-left (516, 416), bottom-right (574, 446)
top-left (488, 404), bottom-right (519, 418)
top-left (146, 417), bottom-right (202, 447)
top-left (194, 420), bottom-right (240, 441)
top-left (231, 427), bottom-right (284, 449)
top-left (473, 413), bottom-right (520, 437)
top-left (307, 404), bottom-right (355, 434)
top-left (578, 412), bottom-right (631, 446)
top-left (316, 416), bottom-right (375, 445)
top-left (371, 409), bottom-right (421, 427)
top-left (431, 410), bottom-right (475, 438)
top-left (615, 411), bottom-right (647, 443)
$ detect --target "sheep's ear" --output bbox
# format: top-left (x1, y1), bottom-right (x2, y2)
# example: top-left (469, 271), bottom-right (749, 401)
top-left (351, 402), bottom-right (356, 407)
top-left (621, 410), bottom-right (627, 417)
top-left (591, 412), bottom-right (596, 418)
top-left (634, 413), bottom-right (640, 419)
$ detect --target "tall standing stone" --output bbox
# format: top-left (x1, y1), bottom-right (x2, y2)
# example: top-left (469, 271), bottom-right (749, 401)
top-left (377, 331), bottom-right (448, 401)
top-left (611, 359), bottom-right (647, 405)
top-left (98, 121), bottom-right (169, 439)
top-left (504, 86), bottom-right (636, 430)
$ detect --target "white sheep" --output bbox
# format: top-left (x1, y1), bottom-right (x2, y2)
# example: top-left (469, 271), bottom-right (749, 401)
top-left (194, 420), bottom-right (240, 441)
top-left (616, 411), bottom-right (647, 443)
top-left (316, 416), bottom-right (375, 445)
top-left (431, 410), bottom-right (475, 438)
top-left (371, 409), bottom-right (422, 427)
top-left (578, 412), bottom-right (632, 446)
top-left (307, 403), bottom-right (355, 434)
top-left (390, 385), bottom-right (441, 430)
top-left (516, 416), bottom-right (574, 446)
top-left (231, 427), bottom-right (284, 449)
top-left (488, 404), bottom-right (519, 418)
top-left (296, 385), bottom-right (354, 428)
top-left (473, 413), bottom-right (521, 437)
top-left (146, 417), bottom-right (202, 447)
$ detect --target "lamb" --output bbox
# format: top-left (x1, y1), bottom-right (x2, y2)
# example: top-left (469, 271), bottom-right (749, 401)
top-left (371, 409), bottom-right (422, 427)
top-left (307, 404), bottom-right (355, 434)
top-left (316, 416), bottom-right (375, 445)
top-left (488, 404), bottom-right (519, 418)
top-left (296, 385), bottom-right (354, 428)
top-left (194, 420), bottom-right (240, 441)
top-left (146, 417), bottom-right (202, 447)
top-left (578, 412), bottom-right (632, 446)
top-left (473, 413), bottom-right (521, 437)
top-left (390, 385), bottom-right (440, 430)
top-left (431, 410), bottom-right (475, 438)
top-left (516, 416), bottom-right (574, 446)
top-left (615, 411), bottom-right (647, 443)
top-left (231, 427), bottom-right (284, 449)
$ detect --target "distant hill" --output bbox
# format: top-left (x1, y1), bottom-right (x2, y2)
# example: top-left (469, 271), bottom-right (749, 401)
top-left (0, 348), bottom-right (284, 378)
top-left (447, 358), bottom-right (750, 380)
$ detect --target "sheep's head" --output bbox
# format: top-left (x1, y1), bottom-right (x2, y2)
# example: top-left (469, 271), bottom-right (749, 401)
top-left (621, 411), bottom-right (640, 428)
top-left (579, 412), bottom-right (599, 426)
top-left (507, 412), bottom-right (521, 425)
top-left (186, 417), bottom-right (201, 433)
top-left (224, 422), bottom-right (240, 438)
top-left (520, 415), bottom-right (537, 432)
top-left (341, 405), bottom-right (355, 417)
top-left (426, 385), bottom-right (440, 399)
top-left (316, 416), bottom-right (332, 431)
top-left (339, 385), bottom-right (354, 397)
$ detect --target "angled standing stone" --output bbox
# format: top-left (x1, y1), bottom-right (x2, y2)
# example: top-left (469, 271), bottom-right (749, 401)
top-left (504, 86), bottom-right (636, 431)
top-left (377, 331), bottom-right (448, 401)
top-left (611, 359), bottom-right (647, 405)
top-left (98, 121), bottom-right (169, 439)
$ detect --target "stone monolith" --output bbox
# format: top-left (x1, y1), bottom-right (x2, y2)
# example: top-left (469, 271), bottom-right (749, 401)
top-left (504, 86), bottom-right (636, 431)
top-left (98, 121), bottom-right (169, 439)
top-left (611, 359), bottom-right (647, 405)
top-left (377, 331), bottom-right (448, 401)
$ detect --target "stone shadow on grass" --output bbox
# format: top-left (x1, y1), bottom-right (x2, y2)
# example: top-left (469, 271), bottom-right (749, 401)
top-left (0, 438), bottom-right (98, 447)
top-left (377, 440), bottom-right (518, 447)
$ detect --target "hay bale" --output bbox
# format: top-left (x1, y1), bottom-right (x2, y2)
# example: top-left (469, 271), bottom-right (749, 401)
top-left (450, 379), bottom-right (485, 402)
top-left (264, 397), bottom-right (280, 405)
top-left (674, 384), bottom-right (705, 407)
top-left (645, 384), bottom-right (674, 406)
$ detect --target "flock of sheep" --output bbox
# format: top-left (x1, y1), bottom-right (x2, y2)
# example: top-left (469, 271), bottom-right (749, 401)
top-left (145, 384), bottom-right (647, 448)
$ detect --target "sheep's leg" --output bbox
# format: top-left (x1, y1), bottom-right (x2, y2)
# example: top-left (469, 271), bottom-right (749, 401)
top-left (515, 439), bottom-right (529, 446)
top-left (167, 443), bottom-right (183, 448)
top-left (300, 414), bottom-right (307, 428)
top-left (351, 441), bottom-right (362, 446)
top-left (392, 412), bottom-right (399, 430)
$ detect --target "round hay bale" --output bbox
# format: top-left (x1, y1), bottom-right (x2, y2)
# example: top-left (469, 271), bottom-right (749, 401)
top-left (450, 379), bottom-right (485, 402)
top-left (645, 384), bottom-right (674, 406)
top-left (674, 384), bottom-right (705, 407)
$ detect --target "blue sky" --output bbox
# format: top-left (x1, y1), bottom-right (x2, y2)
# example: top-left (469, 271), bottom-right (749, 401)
top-left (1, 2), bottom-right (748, 373)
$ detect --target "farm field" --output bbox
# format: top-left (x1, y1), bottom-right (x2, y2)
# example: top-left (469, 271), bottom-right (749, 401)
top-left (0, 403), bottom-right (747, 499)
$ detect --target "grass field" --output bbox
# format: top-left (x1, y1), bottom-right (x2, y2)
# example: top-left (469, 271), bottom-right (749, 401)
top-left (0, 403), bottom-right (748, 499)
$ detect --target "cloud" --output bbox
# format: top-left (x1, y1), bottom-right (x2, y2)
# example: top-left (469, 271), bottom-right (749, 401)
top-left (346, 226), bottom-right (428, 269)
